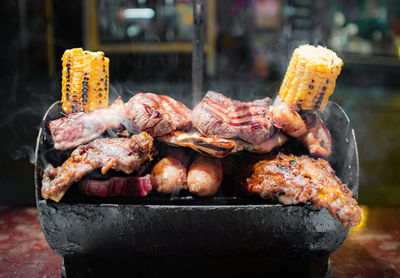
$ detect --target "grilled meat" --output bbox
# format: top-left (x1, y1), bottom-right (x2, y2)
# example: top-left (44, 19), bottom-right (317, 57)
top-left (41, 132), bottom-right (155, 202)
top-left (159, 130), bottom-right (241, 158)
top-left (300, 112), bottom-right (332, 157)
top-left (79, 175), bottom-right (152, 198)
top-left (244, 153), bottom-right (362, 227)
top-left (272, 96), bottom-right (332, 157)
top-left (272, 96), bottom-right (307, 138)
top-left (127, 93), bottom-right (192, 137)
top-left (50, 93), bottom-right (192, 150)
top-left (160, 130), bottom-right (287, 157)
top-left (151, 150), bottom-right (189, 194)
top-left (49, 98), bottom-right (129, 150)
top-left (187, 154), bottom-right (224, 196)
top-left (192, 91), bottom-right (274, 144)
top-left (238, 132), bottom-right (288, 154)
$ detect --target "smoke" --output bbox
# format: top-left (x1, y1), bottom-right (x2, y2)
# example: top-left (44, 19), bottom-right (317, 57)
top-left (109, 83), bottom-right (126, 103)
top-left (1, 81), bottom-right (58, 167)
top-left (11, 145), bottom-right (36, 165)
top-left (0, 107), bottom-right (33, 129)
top-left (116, 80), bottom-right (193, 108)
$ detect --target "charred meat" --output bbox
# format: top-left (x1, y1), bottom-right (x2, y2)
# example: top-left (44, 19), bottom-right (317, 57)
top-left (244, 153), bottom-right (362, 227)
top-left (272, 96), bottom-right (332, 157)
top-left (238, 132), bottom-right (288, 154)
top-left (271, 96), bottom-right (307, 138)
top-left (300, 112), bottom-right (332, 157)
top-left (159, 130), bottom-right (241, 158)
top-left (49, 98), bottom-right (129, 150)
top-left (127, 93), bottom-right (192, 137)
top-left (192, 91), bottom-right (274, 144)
top-left (160, 130), bottom-right (287, 157)
top-left (50, 93), bottom-right (192, 150)
top-left (151, 150), bottom-right (189, 194)
top-left (41, 132), bottom-right (155, 202)
top-left (187, 154), bottom-right (224, 196)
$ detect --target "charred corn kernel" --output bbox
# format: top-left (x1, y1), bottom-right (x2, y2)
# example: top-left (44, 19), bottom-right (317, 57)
top-left (278, 45), bottom-right (343, 111)
top-left (82, 50), bottom-right (109, 112)
top-left (62, 48), bottom-right (83, 114)
top-left (61, 48), bottom-right (109, 114)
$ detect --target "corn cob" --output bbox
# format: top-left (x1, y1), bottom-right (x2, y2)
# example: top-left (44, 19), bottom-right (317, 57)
top-left (278, 45), bottom-right (343, 111)
top-left (61, 48), bottom-right (109, 114)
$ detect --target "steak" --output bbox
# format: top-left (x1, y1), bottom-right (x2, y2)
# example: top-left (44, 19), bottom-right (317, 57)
top-left (49, 93), bottom-right (192, 150)
top-left (192, 91), bottom-right (274, 144)
top-left (49, 98), bottom-right (129, 150)
top-left (127, 93), bottom-right (192, 137)
top-left (41, 132), bottom-right (155, 202)
top-left (244, 153), bottom-right (362, 227)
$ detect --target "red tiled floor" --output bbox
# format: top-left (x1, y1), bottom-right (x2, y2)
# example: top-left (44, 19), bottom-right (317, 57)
top-left (331, 206), bottom-right (400, 277)
top-left (0, 206), bottom-right (62, 278)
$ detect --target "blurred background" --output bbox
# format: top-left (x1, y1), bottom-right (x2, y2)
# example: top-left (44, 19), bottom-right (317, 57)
top-left (1, 0), bottom-right (400, 205)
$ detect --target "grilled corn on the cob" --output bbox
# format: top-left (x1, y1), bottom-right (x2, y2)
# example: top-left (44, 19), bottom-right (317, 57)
top-left (278, 45), bottom-right (343, 111)
top-left (61, 48), bottom-right (109, 114)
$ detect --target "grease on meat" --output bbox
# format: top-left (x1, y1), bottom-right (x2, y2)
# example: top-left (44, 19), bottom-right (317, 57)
top-left (244, 153), bottom-right (362, 227)
top-left (187, 155), bottom-right (224, 196)
top-left (151, 150), bottom-right (189, 194)
top-left (41, 132), bottom-right (155, 202)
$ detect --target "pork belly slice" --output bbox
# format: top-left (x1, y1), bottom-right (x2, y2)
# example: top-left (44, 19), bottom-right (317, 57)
top-left (127, 93), bottom-right (192, 137)
top-left (49, 98), bottom-right (129, 150)
top-left (192, 91), bottom-right (274, 144)
top-left (79, 175), bottom-right (152, 198)
top-left (244, 153), bottom-right (362, 227)
top-left (41, 132), bottom-right (155, 202)
top-left (160, 130), bottom-right (287, 158)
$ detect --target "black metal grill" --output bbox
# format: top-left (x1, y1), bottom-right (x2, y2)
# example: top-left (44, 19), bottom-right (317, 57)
top-left (34, 100), bottom-right (358, 277)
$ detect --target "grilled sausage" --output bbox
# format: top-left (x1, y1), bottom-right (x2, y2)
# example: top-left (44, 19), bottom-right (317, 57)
top-left (150, 151), bottom-right (189, 194)
top-left (187, 155), bottom-right (223, 196)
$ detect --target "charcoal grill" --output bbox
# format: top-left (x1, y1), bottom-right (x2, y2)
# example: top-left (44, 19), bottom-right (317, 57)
top-left (34, 2), bottom-right (358, 276)
top-left (34, 99), bottom-right (359, 278)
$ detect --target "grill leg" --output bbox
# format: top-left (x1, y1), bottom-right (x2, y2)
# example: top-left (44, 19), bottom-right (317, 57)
top-left (61, 256), bottom-right (95, 278)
